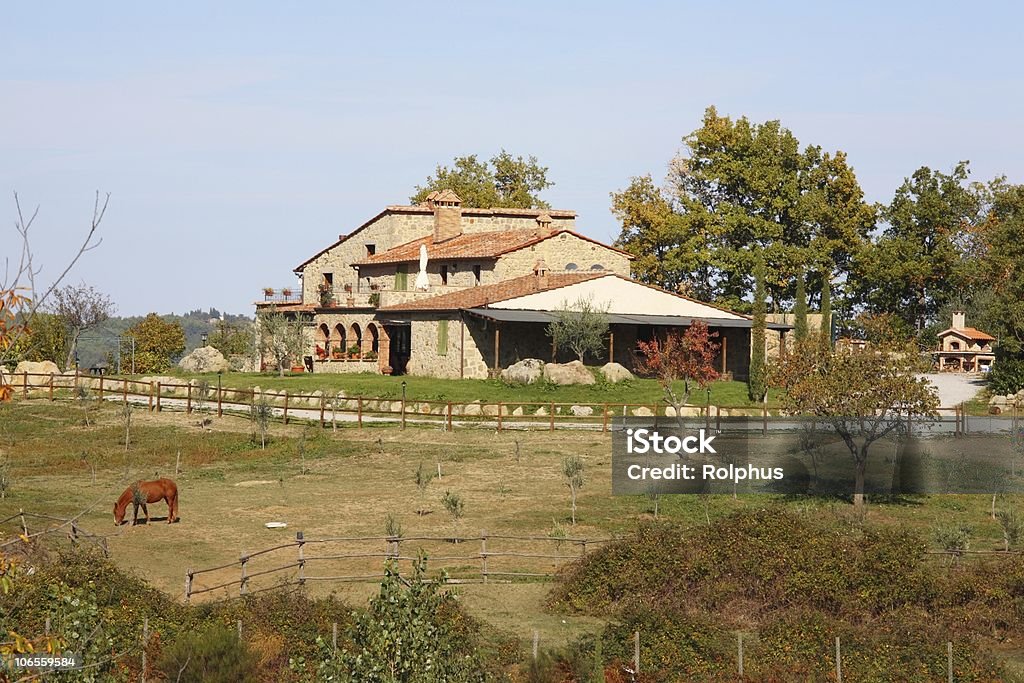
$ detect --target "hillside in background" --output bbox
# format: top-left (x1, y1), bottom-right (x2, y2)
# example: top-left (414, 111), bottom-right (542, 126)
top-left (76, 308), bottom-right (252, 371)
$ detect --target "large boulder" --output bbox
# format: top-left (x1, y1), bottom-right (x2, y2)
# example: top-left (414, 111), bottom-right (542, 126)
top-left (570, 405), bottom-right (594, 417)
top-left (14, 360), bottom-right (61, 386)
top-left (501, 358), bottom-right (545, 385)
top-left (600, 362), bottom-right (634, 383)
top-left (543, 360), bottom-right (595, 386)
top-left (178, 346), bottom-right (230, 374)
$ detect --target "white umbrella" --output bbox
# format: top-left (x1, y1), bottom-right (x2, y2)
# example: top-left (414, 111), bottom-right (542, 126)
top-left (415, 244), bottom-right (430, 290)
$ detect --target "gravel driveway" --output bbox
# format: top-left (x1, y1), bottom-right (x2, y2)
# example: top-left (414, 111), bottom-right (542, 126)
top-left (919, 373), bottom-right (987, 408)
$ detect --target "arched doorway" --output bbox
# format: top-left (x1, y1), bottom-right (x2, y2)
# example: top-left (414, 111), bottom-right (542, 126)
top-left (349, 323), bottom-right (362, 358)
top-left (367, 323), bottom-right (380, 355)
top-left (316, 324), bottom-right (330, 359)
top-left (333, 324), bottom-right (346, 358)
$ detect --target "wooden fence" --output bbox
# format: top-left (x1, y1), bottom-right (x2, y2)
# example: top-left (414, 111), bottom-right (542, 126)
top-left (0, 508), bottom-right (109, 556)
top-left (184, 530), bottom-right (613, 602)
top-left (1, 370), bottom-right (991, 434)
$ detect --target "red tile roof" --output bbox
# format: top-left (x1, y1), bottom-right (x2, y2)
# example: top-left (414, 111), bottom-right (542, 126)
top-left (294, 205), bottom-right (577, 272)
top-left (939, 327), bottom-right (996, 342)
top-left (378, 272), bottom-right (605, 312)
top-left (354, 228), bottom-right (632, 266)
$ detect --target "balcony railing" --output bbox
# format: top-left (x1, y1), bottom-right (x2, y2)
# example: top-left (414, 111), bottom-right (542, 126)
top-left (259, 287), bottom-right (303, 304)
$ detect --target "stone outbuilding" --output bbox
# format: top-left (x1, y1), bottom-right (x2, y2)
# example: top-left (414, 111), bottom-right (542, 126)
top-left (933, 311), bottom-right (996, 373)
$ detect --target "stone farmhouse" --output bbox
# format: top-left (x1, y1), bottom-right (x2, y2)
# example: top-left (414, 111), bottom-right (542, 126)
top-left (256, 191), bottom-right (787, 379)
top-left (932, 311), bottom-right (996, 372)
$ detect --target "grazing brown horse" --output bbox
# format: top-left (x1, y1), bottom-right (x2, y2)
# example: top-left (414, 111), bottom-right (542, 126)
top-left (114, 478), bottom-right (179, 526)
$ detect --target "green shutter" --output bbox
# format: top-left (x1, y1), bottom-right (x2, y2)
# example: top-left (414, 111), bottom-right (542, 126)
top-left (395, 265), bottom-right (408, 291)
top-left (437, 319), bottom-right (449, 356)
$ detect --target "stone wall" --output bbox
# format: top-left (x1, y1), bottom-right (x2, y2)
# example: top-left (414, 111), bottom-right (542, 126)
top-left (494, 232), bottom-right (630, 280)
top-left (404, 313), bottom-right (467, 378)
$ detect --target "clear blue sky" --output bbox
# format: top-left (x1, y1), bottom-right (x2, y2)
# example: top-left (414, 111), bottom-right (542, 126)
top-left (4, 2), bottom-right (1022, 316)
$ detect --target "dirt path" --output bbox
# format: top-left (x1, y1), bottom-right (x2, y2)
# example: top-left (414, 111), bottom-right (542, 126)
top-left (920, 373), bottom-right (986, 409)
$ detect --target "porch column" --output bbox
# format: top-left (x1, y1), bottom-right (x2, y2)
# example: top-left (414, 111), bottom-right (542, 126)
top-left (608, 331), bottom-right (615, 363)
top-left (721, 335), bottom-right (728, 375)
top-left (493, 324), bottom-right (501, 373)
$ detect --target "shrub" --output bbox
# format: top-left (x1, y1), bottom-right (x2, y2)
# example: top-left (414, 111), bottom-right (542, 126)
top-left (156, 623), bottom-right (257, 683)
top-left (988, 358), bottom-right (1024, 395)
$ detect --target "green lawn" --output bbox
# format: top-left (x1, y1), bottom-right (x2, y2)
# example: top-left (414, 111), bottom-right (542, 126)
top-left (141, 370), bottom-right (775, 408)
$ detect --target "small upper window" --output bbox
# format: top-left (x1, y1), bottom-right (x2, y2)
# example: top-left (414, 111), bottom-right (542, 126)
top-left (565, 263), bottom-right (578, 271)
top-left (473, 265), bottom-right (482, 285)
top-left (366, 244), bottom-right (376, 256)
top-left (950, 341), bottom-right (960, 350)
top-left (590, 264), bottom-right (604, 271)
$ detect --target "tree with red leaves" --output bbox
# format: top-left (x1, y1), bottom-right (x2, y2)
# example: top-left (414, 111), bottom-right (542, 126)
top-left (635, 320), bottom-right (720, 429)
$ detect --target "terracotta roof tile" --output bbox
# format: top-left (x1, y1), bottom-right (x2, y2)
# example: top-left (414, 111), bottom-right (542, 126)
top-left (378, 272), bottom-right (604, 312)
top-left (354, 228), bottom-right (633, 266)
top-left (939, 326), bottom-right (996, 342)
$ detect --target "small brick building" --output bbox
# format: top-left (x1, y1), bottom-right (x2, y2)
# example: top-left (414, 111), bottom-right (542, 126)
top-left (257, 192), bottom-right (784, 379)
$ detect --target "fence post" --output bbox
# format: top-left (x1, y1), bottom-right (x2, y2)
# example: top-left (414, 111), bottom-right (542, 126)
top-left (716, 405), bottom-right (721, 432)
top-left (297, 531), bottom-right (306, 587)
top-left (123, 378), bottom-right (128, 403)
top-left (948, 641), bottom-right (953, 683)
top-left (762, 402), bottom-right (768, 437)
top-left (148, 382), bottom-right (154, 412)
top-left (738, 632), bottom-right (744, 676)
top-left (532, 629), bottom-right (539, 661)
top-left (549, 402), bottom-right (555, 431)
top-left (186, 383), bottom-right (192, 414)
top-left (19, 509), bottom-right (27, 536)
top-left (835, 636), bottom-right (843, 683)
top-left (217, 383), bottom-right (223, 417)
top-left (497, 403), bottom-right (503, 431)
top-left (602, 403), bottom-right (609, 432)
top-left (22, 371), bottom-right (28, 396)
top-left (401, 395), bottom-right (406, 430)
top-left (358, 397), bottom-right (363, 429)
top-left (185, 569), bottom-right (193, 604)
top-left (237, 619), bottom-right (242, 639)
top-left (446, 401), bottom-right (453, 432)
top-left (49, 373), bottom-right (54, 401)
top-left (481, 529), bottom-right (488, 583)
top-left (332, 622), bottom-right (338, 655)
top-left (319, 395), bottom-right (325, 428)
top-left (634, 630), bottom-right (640, 676)
top-left (98, 375), bottom-right (104, 401)
top-left (240, 553), bottom-right (248, 595)
top-left (141, 616), bottom-right (149, 683)
top-left (283, 391), bottom-right (289, 425)
top-left (156, 383), bottom-right (162, 412)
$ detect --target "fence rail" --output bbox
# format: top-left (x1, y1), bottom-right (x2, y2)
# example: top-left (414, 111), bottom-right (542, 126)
top-left (0, 508), bottom-right (110, 556)
top-left (1, 371), bottom-right (1007, 435)
top-left (184, 530), bottom-right (613, 602)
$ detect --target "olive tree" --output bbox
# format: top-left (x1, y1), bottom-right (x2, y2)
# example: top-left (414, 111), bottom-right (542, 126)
top-left (547, 297), bottom-right (609, 364)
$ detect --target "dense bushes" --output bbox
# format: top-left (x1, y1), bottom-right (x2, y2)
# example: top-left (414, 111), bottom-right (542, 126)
top-left (549, 508), bottom-right (1023, 681)
top-left (988, 358), bottom-right (1024, 395)
top-left (156, 623), bottom-right (258, 682)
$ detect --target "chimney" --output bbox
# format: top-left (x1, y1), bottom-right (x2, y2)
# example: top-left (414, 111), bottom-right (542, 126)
top-left (534, 259), bottom-right (549, 287)
top-left (535, 212), bottom-right (553, 236)
top-left (952, 310), bottom-right (966, 329)
top-left (429, 189), bottom-right (462, 242)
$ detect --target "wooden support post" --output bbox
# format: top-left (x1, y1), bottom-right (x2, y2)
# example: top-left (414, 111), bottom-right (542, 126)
top-left (240, 553), bottom-right (248, 595)
top-left (549, 402), bottom-right (555, 431)
top-left (148, 381), bottom-right (154, 411)
top-left (156, 383), bottom-right (162, 412)
top-left (497, 403), bottom-right (503, 431)
top-left (493, 325), bottom-right (501, 373)
top-left (319, 395), bottom-right (325, 427)
top-left (22, 371), bottom-right (28, 396)
top-left (835, 636), bottom-right (843, 683)
top-left (716, 406), bottom-right (721, 432)
top-left (19, 509), bottom-right (28, 536)
top-left (762, 400), bottom-right (768, 437)
top-left (122, 378), bottom-right (128, 403)
top-left (401, 396), bottom-right (406, 430)
top-left (185, 569), bottom-right (193, 604)
top-left (297, 531), bottom-right (306, 586)
top-left (721, 335), bottom-right (728, 375)
top-left (332, 622), bottom-right (338, 655)
top-left (948, 641), bottom-right (953, 683)
top-left (98, 375), bottom-right (104, 401)
top-left (532, 629), bottom-right (539, 661)
top-left (602, 403), bottom-right (609, 432)
top-left (634, 630), bottom-right (640, 676)
top-left (481, 529), bottom-right (488, 583)
top-left (608, 331), bottom-right (615, 362)
top-left (283, 391), bottom-right (289, 425)
top-left (186, 383), bottom-right (192, 414)
top-left (141, 616), bottom-right (149, 683)
top-left (446, 401), bottom-right (453, 431)
top-left (357, 397), bottom-right (363, 429)
top-left (48, 374), bottom-right (54, 401)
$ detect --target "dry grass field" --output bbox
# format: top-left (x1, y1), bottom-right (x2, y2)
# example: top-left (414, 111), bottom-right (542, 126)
top-left (1, 397), bottom-right (1020, 650)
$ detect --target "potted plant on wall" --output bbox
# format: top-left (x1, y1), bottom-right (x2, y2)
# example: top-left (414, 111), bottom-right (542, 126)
top-left (263, 287), bottom-right (274, 300)
top-left (317, 283), bottom-right (333, 307)
top-left (344, 283), bottom-right (353, 293)
top-left (365, 350), bottom-right (378, 361)
top-left (281, 287), bottom-right (293, 299)
top-left (368, 292), bottom-right (380, 308)
top-left (347, 344), bottom-right (361, 359)
top-left (331, 347), bottom-right (344, 360)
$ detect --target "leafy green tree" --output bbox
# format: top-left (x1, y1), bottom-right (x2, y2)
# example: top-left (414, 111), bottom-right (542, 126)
top-left (257, 307), bottom-right (309, 377)
top-left (771, 340), bottom-right (938, 508)
top-left (853, 162), bottom-right (983, 331)
top-left (612, 107), bottom-right (874, 311)
top-left (319, 558), bottom-right (485, 682)
top-left (819, 274), bottom-right (832, 352)
top-left (207, 319), bottom-right (253, 357)
top-left (562, 455), bottom-right (585, 526)
top-left (748, 259), bottom-right (767, 402)
top-left (21, 312), bottom-right (69, 367)
top-left (982, 180), bottom-right (1024, 357)
top-left (122, 313), bottom-right (185, 373)
top-left (547, 297), bottom-right (609, 363)
top-left (793, 272), bottom-right (808, 343)
top-left (157, 623), bottom-right (257, 683)
top-left (442, 489), bottom-right (465, 542)
top-left (411, 150), bottom-right (553, 209)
